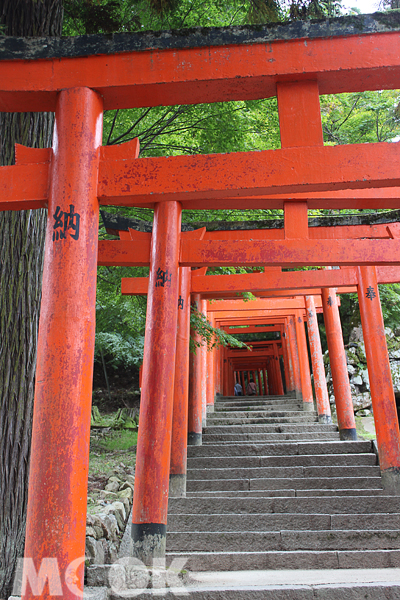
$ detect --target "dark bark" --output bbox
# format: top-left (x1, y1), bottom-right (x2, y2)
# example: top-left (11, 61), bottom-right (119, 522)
top-left (0, 2), bottom-right (63, 598)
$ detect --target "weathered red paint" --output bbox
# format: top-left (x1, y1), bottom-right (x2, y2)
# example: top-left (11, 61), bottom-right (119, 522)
top-left (357, 266), bottom-right (400, 478)
top-left (305, 295), bottom-right (331, 422)
top-left (170, 267), bottom-right (191, 497)
top-left (188, 293), bottom-right (203, 445)
top-left (294, 310), bottom-right (314, 409)
top-left (200, 299), bottom-right (208, 422)
top-left (321, 286), bottom-right (357, 440)
top-left (206, 314), bottom-right (216, 409)
top-left (131, 200), bottom-right (181, 560)
top-left (23, 87), bottom-right (103, 600)
top-left (287, 316), bottom-right (302, 399)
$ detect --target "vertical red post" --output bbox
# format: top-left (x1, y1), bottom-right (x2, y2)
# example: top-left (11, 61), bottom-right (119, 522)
top-left (295, 310), bottom-right (314, 411)
top-left (207, 314), bottom-right (216, 413)
top-left (188, 293), bottom-right (202, 446)
top-left (200, 299), bottom-right (208, 424)
top-left (23, 88), bottom-right (103, 600)
top-left (273, 343), bottom-right (285, 396)
top-left (322, 287), bottom-right (357, 441)
top-left (223, 347), bottom-right (229, 396)
top-left (263, 368), bottom-right (269, 395)
top-left (266, 360), bottom-right (276, 395)
top-left (357, 266), bottom-right (400, 492)
top-left (281, 328), bottom-right (293, 392)
top-left (306, 296), bottom-right (332, 424)
top-left (257, 370), bottom-right (263, 396)
top-left (288, 316), bottom-right (302, 399)
top-left (170, 267), bottom-right (191, 498)
top-left (132, 200), bottom-right (181, 564)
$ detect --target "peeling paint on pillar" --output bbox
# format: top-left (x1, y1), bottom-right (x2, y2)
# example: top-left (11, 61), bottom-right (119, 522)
top-left (357, 266), bottom-right (400, 492)
top-left (188, 293), bottom-right (202, 446)
top-left (131, 200), bottom-right (181, 565)
top-left (306, 295), bottom-right (332, 424)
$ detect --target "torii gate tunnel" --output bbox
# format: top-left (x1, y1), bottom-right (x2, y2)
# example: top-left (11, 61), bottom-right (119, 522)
top-left (3, 12), bottom-right (400, 597)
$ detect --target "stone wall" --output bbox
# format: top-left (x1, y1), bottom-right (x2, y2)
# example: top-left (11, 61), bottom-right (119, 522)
top-left (324, 326), bottom-right (400, 413)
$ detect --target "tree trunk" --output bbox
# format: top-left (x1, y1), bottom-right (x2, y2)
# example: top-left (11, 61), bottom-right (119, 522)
top-left (0, 2), bottom-right (63, 597)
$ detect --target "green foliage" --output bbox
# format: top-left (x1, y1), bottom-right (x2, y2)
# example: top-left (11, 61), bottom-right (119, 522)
top-left (190, 306), bottom-right (250, 352)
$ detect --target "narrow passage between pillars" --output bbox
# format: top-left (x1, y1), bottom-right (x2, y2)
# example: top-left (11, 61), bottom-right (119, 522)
top-left (357, 266), bottom-right (400, 493)
top-left (295, 310), bottom-right (314, 412)
top-left (321, 286), bottom-right (357, 441)
top-left (306, 295), bottom-right (332, 424)
top-left (188, 292), bottom-right (202, 446)
top-left (132, 200), bottom-right (181, 565)
top-left (169, 267), bottom-right (191, 498)
top-left (23, 87), bottom-right (103, 600)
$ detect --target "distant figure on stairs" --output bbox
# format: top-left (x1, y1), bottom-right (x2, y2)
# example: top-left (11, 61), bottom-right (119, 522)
top-left (234, 382), bottom-right (243, 396)
top-left (246, 379), bottom-right (257, 396)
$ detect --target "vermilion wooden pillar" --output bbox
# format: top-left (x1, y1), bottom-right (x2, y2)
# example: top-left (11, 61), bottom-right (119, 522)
top-left (188, 293), bottom-right (202, 446)
top-left (132, 200), bottom-right (181, 564)
top-left (207, 314), bottom-right (216, 412)
top-left (273, 344), bottom-right (285, 396)
top-left (282, 328), bottom-right (294, 392)
top-left (23, 88), bottom-right (103, 600)
top-left (295, 310), bottom-right (314, 411)
top-left (306, 295), bottom-right (332, 424)
top-left (200, 299), bottom-right (208, 424)
top-left (321, 287), bottom-right (357, 441)
top-left (263, 368), bottom-right (269, 395)
top-left (266, 359), bottom-right (275, 395)
top-left (288, 316), bottom-right (302, 399)
top-left (257, 370), bottom-right (263, 396)
top-left (170, 267), bottom-right (191, 498)
top-left (357, 266), bottom-right (400, 492)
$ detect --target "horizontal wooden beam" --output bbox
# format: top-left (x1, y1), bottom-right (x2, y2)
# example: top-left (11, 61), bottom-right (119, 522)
top-left (207, 297), bottom-right (322, 311)
top-left (98, 143), bottom-right (400, 207)
top-left (1, 26), bottom-right (400, 112)
top-left (180, 239), bottom-right (400, 267)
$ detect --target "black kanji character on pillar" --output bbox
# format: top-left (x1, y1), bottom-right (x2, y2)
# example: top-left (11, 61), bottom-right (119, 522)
top-left (327, 296), bottom-right (333, 307)
top-left (53, 204), bottom-right (81, 241)
top-left (366, 286), bottom-right (376, 301)
top-left (178, 296), bottom-right (184, 310)
top-left (155, 268), bottom-right (172, 288)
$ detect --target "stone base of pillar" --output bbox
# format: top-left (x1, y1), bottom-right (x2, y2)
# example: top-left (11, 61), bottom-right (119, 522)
top-left (295, 390), bottom-right (303, 401)
top-left (207, 405), bottom-right (215, 413)
top-left (339, 428), bottom-right (357, 441)
top-left (202, 416), bottom-right (207, 428)
top-left (318, 414), bottom-right (333, 424)
top-left (302, 402), bottom-right (314, 412)
top-left (188, 432), bottom-right (202, 445)
top-left (216, 392), bottom-right (222, 397)
top-left (169, 474), bottom-right (186, 498)
top-left (381, 468), bottom-right (400, 495)
top-left (131, 523), bottom-right (166, 566)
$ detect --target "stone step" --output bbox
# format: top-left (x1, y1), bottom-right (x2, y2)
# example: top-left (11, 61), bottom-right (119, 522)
top-left (165, 549), bottom-right (400, 572)
top-left (186, 465), bottom-right (381, 480)
top-left (208, 410), bottom-right (313, 419)
top-left (187, 441), bottom-right (373, 458)
top-left (165, 529), bottom-right (400, 552)
top-left (168, 512), bottom-right (400, 532)
top-left (217, 394), bottom-right (296, 402)
top-left (204, 424), bottom-right (339, 434)
top-left (187, 453), bottom-right (377, 470)
top-left (186, 476), bottom-right (383, 492)
top-left (168, 495), bottom-right (400, 515)
top-left (208, 416), bottom-right (319, 425)
top-left (202, 433), bottom-right (341, 443)
top-left (214, 404), bottom-right (303, 412)
top-left (185, 488), bottom-right (387, 498)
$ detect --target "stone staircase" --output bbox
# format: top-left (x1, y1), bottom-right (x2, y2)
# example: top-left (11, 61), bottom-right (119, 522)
top-left (165, 393), bottom-right (400, 597)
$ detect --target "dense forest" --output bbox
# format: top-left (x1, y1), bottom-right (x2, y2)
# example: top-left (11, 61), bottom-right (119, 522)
top-left (1, 0), bottom-right (400, 596)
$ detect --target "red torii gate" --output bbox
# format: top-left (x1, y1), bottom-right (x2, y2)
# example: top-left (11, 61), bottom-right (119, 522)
top-left (2, 14), bottom-right (400, 588)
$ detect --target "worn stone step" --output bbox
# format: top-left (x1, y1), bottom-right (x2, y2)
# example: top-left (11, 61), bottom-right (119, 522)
top-left (166, 529), bottom-right (400, 553)
top-left (215, 404), bottom-right (303, 412)
top-left (167, 513), bottom-right (331, 532)
top-left (202, 433), bottom-right (341, 443)
top-left (168, 495), bottom-right (400, 515)
top-left (208, 410), bottom-right (313, 419)
top-left (187, 440), bottom-right (373, 458)
top-left (187, 453), bottom-right (377, 470)
top-left (165, 549), bottom-right (400, 572)
top-left (186, 476), bottom-right (382, 492)
top-left (207, 416), bottom-right (319, 425)
top-left (185, 488), bottom-right (387, 498)
top-left (186, 465), bottom-right (380, 480)
top-left (204, 424), bottom-right (338, 434)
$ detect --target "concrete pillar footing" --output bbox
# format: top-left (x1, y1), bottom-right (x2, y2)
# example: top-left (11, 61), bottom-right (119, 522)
top-left (381, 468), bottom-right (400, 495)
top-left (188, 432), bottom-right (202, 446)
top-left (131, 523), bottom-right (166, 566)
top-left (318, 414), bottom-right (333, 424)
top-left (302, 402), bottom-right (314, 412)
top-left (206, 405), bottom-right (215, 413)
top-left (339, 427), bottom-right (358, 441)
top-left (169, 474), bottom-right (186, 498)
